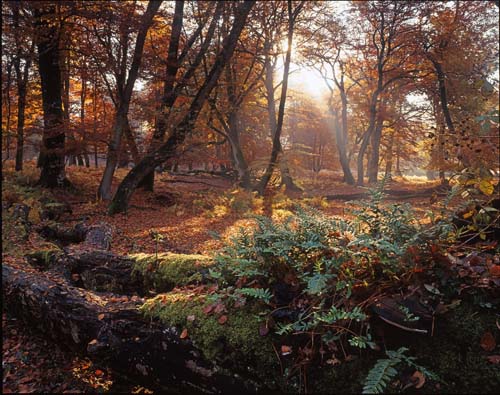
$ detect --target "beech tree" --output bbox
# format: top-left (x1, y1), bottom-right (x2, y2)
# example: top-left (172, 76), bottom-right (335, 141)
top-left (34, 3), bottom-right (70, 187)
top-left (97, 0), bottom-right (162, 200)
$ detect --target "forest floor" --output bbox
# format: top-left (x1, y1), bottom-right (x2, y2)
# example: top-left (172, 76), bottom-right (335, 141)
top-left (1, 161), bottom-right (495, 393)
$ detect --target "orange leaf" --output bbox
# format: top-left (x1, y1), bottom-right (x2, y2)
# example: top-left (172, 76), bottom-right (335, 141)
top-left (88, 339), bottom-right (98, 345)
top-left (203, 304), bottom-right (214, 315)
top-left (218, 315), bottom-right (228, 325)
top-left (180, 328), bottom-right (189, 339)
top-left (94, 369), bottom-right (104, 377)
top-left (489, 265), bottom-right (500, 278)
top-left (97, 314), bottom-right (105, 320)
top-left (412, 370), bottom-right (426, 389)
top-left (281, 345), bottom-right (292, 355)
top-left (480, 332), bottom-right (496, 351)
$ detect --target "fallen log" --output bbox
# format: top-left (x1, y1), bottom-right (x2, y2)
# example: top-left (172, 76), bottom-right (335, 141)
top-left (37, 222), bottom-right (112, 249)
top-left (25, 248), bottom-right (213, 296)
top-left (2, 264), bottom-right (262, 393)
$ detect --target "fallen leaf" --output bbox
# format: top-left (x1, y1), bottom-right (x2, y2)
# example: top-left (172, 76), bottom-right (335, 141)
top-left (88, 339), bottom-right (98, 345)
top-left (180, 328), bottom-right (189, 339)
top-left (97, 314), bottom-right (105, 320)
top-left (203, 304), bottom-right (214, 315)
top-left (94, 369), bottom-right (104, 377)
top-left (486, 355), bottom-right (500, 364)
top-left (480, 332), bottom-right (496, 351)
top-left (218, 315), bottom-right (228, 325)
top-left (489, 265), bottom-right (500, 277)
top-left (187, 315), bottom-right (196, 322)
top-left (281, 345), bottom-right (292, 356)
top-left (412, 370), bottom-right (426, 389)
top-left (213, 303), bottom-right (226, 314)
top-left (71, 273), bottom-right (80, 281)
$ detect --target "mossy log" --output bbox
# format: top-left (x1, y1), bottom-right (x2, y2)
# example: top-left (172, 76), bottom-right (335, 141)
top-left (1, 264), bottom-right (260, 393)
top-left (25, 248), bottom-right (214, 296)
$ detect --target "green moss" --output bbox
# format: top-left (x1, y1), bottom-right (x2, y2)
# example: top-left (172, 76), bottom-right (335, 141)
top-left (131, 253), bottom-right (213, 292)
top-left (25, 248), bottom-right (63, 269)
top-left (141, 292), bottom-right (281, 388)
top-left (408, 303), bottom-right (500, 394)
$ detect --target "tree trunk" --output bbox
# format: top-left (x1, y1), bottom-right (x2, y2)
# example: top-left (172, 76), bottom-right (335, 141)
top-left (4, 61), bottom-right (13, 161)
top-left (338, 91), bottom-right (355, 184)
top-left (384, 128), bottom-right (395, 180)
top-left (367, 115), bottom-right (383, 183)
top-left (357, 93), bottom-right (380, 186)
top-left (258, 1), bottom-right (300, 194)
top-left (140, 0), bottom-right (185, 191)
top-left (34, 5), bottom-right (69, 188)
top-left (12, 4), bottom-right (33, 171)
top-left (109, 1), bottom-right (255, 215)
top-left (98, 1), bottom-right (162, 199)
top-left (227, 111), bottom-right (251, 188)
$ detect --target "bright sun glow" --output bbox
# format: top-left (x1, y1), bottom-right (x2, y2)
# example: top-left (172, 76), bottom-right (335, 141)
top-left (277, 39), bottom-right (329, 101)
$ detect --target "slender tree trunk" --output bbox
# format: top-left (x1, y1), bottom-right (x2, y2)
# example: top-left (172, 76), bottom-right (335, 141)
top-left (140, 0), bottom-right (185, 191)
top-left (98, 1), bottom-right (161, 199)
top-left (384, 128), bottom-right (395, 181)
top-left (12, 4), bottom-right (33, 171)
top-left (15, 80), bottom-right (27, 172)
top-left (368, 115), bottom-right (383, 183)
top-left (228, 111), bottom-right (251, 188)
top-left (258, 2), bottom-right (301, 194)
top-left (109, 0), bottom-right (255, 214)
top-left (338, 93), bottom-right (355, 184)
top-left (34, 5), bottom-right (69, 187)
top-left (78, 76), bottom-right (87, 167)
top-left (357, 92), bottom-right (380, 186)
top-left (395, 142), bottom-right (402, 177)
top-left (124, 117), bottom-right (140, 165)
top-left (4, 61), bottom-right (13, 161)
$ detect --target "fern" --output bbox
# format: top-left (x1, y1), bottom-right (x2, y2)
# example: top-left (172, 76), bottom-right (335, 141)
top-left (362, 357), bottom-right (399, 394)
top-left (363, 347), bottom-right (438, 394)
top-left (235, 287), bottom-right (272, 303)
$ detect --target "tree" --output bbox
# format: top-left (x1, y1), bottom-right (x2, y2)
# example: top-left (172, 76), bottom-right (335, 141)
top-left (349, 1), bottom-right (419, 185)
top-left (34, 3), bottom-right (70, 187)
top-left (257, 0), bottom-right (304, 194)
top-left (139, 1), bottom-right (224, 191)
top-left (109, 0), bottom-right (256, 215)
top-left (97, 0), bottom-right (162, 199)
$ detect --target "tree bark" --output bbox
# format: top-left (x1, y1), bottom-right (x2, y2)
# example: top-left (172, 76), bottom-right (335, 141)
top-left (109, 1), bottom-right (255, 215)
top-left (34, 5), bottom-right (69, 188)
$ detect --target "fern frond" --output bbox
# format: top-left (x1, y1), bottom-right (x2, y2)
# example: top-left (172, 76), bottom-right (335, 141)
top-left (362, 358), bottom-right (399, 394)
